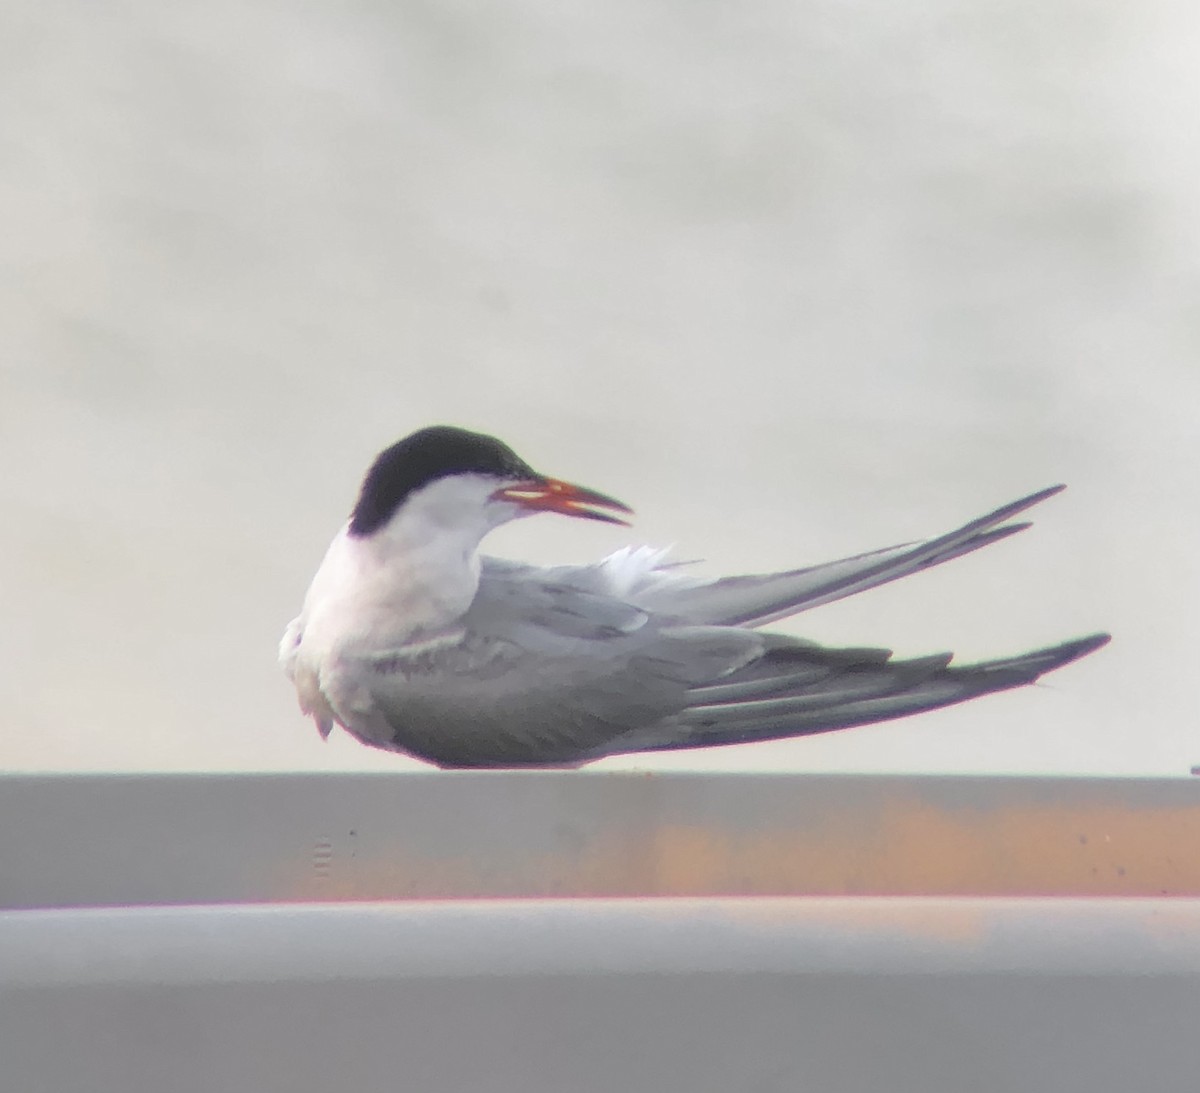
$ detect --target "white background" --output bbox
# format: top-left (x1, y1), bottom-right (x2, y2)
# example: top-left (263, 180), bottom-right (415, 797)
top-left (2, 0), bottom-right (1196, 774)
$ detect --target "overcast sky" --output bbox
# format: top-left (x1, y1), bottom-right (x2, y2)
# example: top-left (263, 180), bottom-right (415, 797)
top-left (2, 0), bottom-right (1197, 775)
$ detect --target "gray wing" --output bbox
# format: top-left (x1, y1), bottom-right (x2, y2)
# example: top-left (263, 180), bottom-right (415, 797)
top-left (584, 632), bottom-right (1110, 760)
top-left (620, 485), bottom-right (1067, 627)
top-left (356, 569), bottom-right (765, 768)
top-left (356, 581), bottom-right (1107, 769)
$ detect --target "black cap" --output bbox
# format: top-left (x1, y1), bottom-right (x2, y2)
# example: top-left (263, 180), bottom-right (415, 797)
top-left (348, 426), bottom-right (539, 536)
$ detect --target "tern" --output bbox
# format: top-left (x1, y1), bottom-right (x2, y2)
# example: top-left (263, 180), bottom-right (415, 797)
top-left (280, 425), bottom-right (1109, 768)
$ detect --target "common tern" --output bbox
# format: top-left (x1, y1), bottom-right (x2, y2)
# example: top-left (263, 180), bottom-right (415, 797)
top-left (280, 425), bottom-right (1109, 768)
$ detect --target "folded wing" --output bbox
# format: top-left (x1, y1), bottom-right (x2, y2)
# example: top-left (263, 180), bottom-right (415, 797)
top-left (623, 484), bottom-right (1066, 627)
top-left (588, 631), bottom-right (1110, 759)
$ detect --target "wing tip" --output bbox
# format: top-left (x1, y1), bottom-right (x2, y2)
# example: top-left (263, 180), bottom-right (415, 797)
top-left (1020, 631), bottom-right (1112, 677)
top-left (1003, 482), bottom-right (1067, 517)
top-left (1063, 631), bottom-right (1112, 660)
top-left (1025, 483), bottom-right (1067, 505)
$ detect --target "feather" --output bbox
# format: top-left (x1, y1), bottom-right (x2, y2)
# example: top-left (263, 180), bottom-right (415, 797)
top-left (629, 485), bottom-right (1062, 627)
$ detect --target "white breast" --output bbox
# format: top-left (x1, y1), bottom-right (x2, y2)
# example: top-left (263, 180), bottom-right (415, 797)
top-left (280, 473), bottom-right (521, 740)
top-left (293, 526), bottom-right (478, 663)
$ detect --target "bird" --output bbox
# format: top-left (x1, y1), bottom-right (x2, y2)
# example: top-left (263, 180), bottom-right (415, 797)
top-left (280, 425), bottom-right (1109, 769)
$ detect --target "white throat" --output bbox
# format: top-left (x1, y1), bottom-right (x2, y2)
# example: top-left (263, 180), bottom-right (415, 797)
top-left (286, 474), bottom-right (516, 668)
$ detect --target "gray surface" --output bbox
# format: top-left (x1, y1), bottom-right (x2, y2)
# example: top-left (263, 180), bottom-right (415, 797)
top-left (3, 899), bottom-right (1199, 1093)
top-left (0, 0), bottom-right (1195, 777)
top-left (2, 772), bottom-right (1198, 1091)
top-left (2, 771), bottom-right (1199, 906)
